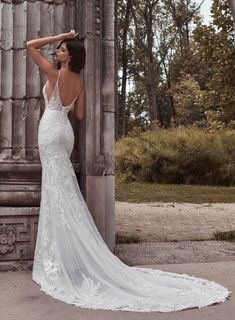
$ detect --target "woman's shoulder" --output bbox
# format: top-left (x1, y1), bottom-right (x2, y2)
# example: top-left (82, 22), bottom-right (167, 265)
top-left (61, 68), bottom-right (81, 81)
top-left (73, 72), bottom-right (83, 89)
top-left (60, 69), bottom-right (83, 93)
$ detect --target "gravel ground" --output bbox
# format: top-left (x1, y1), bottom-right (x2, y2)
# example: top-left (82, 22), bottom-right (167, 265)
top-left (115, 201), bottom-right (235, 265)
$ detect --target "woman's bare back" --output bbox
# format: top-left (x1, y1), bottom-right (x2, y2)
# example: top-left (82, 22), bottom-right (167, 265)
top-left (46, 69), bottom-right (82, 107)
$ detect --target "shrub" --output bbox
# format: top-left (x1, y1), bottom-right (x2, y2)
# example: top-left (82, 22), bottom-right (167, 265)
top-left (115, 127), bottom-right (235, 186)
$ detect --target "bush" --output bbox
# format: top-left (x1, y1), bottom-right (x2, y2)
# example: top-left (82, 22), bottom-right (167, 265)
top-left (115, 127), bottom-right (235, 186)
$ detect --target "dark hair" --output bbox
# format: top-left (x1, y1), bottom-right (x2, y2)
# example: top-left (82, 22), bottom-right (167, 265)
top-left (57, 37), bottom-right (86, 74)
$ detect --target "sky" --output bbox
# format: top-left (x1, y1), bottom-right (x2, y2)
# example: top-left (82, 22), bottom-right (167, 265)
top-left (195, 0), bottom-right (212, 24)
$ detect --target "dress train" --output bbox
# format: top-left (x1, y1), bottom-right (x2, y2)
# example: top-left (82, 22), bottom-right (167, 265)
top-left (32, 71), bottom-right (230, 312)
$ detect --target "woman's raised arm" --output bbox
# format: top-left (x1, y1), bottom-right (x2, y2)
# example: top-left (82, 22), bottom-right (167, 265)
top-left (26, 31), bottom-right (78, 77)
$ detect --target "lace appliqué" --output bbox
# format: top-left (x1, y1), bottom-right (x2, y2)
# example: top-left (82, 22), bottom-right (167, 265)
top-left (32, 73), bottom-right (230, 313)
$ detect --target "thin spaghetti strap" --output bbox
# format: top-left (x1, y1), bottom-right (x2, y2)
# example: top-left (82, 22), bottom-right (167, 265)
top-left (70, 84), bottom-right (84, 105)
top-left (74, 83), bottom-right (84, 101)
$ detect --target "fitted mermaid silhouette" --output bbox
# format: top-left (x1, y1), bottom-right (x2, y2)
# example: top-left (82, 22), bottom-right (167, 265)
top-left (32, 70), bottom-right (230, 312)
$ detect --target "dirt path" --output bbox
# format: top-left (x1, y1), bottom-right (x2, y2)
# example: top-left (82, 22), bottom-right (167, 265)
top-left (115, 202), bottom-right (235, 265)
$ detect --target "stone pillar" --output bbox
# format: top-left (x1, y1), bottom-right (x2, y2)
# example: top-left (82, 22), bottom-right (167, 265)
top-left (78, 0), bottom-right (115, 251)
top-left (0, 0), bottom-right (115, 269)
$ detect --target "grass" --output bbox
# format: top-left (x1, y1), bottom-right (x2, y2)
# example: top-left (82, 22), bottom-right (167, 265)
top-left (115, 181), bottom-right (235, 203)
top-left (214, 230), bottom-right (235, 242)
top-left (115, 233), bottom-right (141, 244)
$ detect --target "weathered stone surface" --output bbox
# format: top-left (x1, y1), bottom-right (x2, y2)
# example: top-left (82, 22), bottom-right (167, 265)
top-left (12, 99), bottom-right (26, 160)
top-left (40, 2), bottom-right (54, 36)
top-left (103, 112), bottom-right (115, 174)
top-left (54, 0), bottom-right (65, 4)
top-left (26, 2), bottom-right (41, 97)
top-left (86, 175), bottom-right (106, 238)
top-left (0, 3), bottom-right (3, 51)
top-left (75, 0), bottom-right (85, 34)
top-left (54, 2), bottom-right (66, 35)
top-left (1, 50), bottom-right (13, 98)
top-left (105, 175), bottom-right (115, 251)
top-left (0, 224), bottom-right (16, 256)
top-left (79, 0), bottom-right (115, 250)
top-left (25, 99), bottom-right (41, 160)
top-left (85, 0), bottom-right (93, 34)
top-left (103, 0), bottom-right (114, 40)
top-left (83, 36), bottom-right (99, 173)
top-left (0, 162), bottom-right (41, 206)
top-left (13, 1), bottom-right (27, 49)
top-left (95, 0), bottom-right (102, 36)
top-left (26, 1), bottom-right (40, 41)
top-left (0, 100), bottom-right (12, 159)
top-left (0, 207), bottom-right (39, 261)
top-left (64, 0), bottom-right (75, 31)
top-left (40, 1), bottom-right (54, 59)
top-left (1, 2), bottom-right (13, 50)
top-left (26, 58), bottom-right (40, 97)
top-left (13, 50), bottom-right (27, 98)
top-left (102, 41), bottom-right (115, 112)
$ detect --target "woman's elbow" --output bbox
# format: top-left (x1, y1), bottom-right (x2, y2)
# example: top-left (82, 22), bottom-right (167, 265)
top-left (73, 103), bottom-right (85, 120)
top-left (74, 109), bottom-right (85, 121)
top-left (26, 41), bottom-right (31, 49)
top-left (78, 112), bottom-right (85, 121)
top-left (26, 42), bottom-right (33, 52)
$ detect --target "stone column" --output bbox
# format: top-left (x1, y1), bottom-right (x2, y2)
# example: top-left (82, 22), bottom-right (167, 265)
top-left (0, 0), bottom-right (115, 268)
top-left (78, 0), bottom-right (115, 251)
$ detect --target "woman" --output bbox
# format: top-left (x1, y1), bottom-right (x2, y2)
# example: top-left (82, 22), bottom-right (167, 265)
top-left (27, 31), bottom-right (230, 312)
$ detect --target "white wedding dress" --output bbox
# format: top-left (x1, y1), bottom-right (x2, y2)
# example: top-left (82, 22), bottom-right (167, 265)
top-left (32, 71), bottom-right (230, 312)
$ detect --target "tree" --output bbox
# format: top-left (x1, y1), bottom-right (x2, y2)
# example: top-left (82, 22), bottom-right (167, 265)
top-left (171, 73), bottom-right (204, 125)
top-left (115, 0), bottom-right (233, 136)
top-left (128, 0), bottom-right (200, 127)
top-left (115, 0), bottom-right (133, 138)
top-left (193, 0), bottom-right (235, 125)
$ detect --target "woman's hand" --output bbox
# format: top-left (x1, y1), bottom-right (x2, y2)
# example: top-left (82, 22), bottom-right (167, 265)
top-left (26, 30), bottom-right (78, 78)
top-left (58, 30), bottom-right (79, 41)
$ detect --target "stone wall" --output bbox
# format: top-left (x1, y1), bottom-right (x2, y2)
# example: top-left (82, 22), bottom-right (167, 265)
top-left (0, 0), bottom-right (115, 269)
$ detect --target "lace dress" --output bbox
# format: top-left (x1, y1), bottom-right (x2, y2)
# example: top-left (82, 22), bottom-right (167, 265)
top-left (32, 71), bottom-right (230, 312)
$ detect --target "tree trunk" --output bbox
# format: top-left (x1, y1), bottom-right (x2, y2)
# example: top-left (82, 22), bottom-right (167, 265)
top-left (119, 0), bottom-right (132, 137)
top-left (145, 1), bottom-right (159, 122)
top-left (114, 0), bottom-right (119, 140)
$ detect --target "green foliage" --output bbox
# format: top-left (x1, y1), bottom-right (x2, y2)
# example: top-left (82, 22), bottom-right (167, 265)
top-left (116, 0), bottom-right (200, 133)
top-left (115, 127), bottom-right (235, 186)
top-left (170, 73), bottom-right (204, 125)
top-left (116, 0), bottom-right (235, 134)
top-left (193, 0), bottom-right (235, 126)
